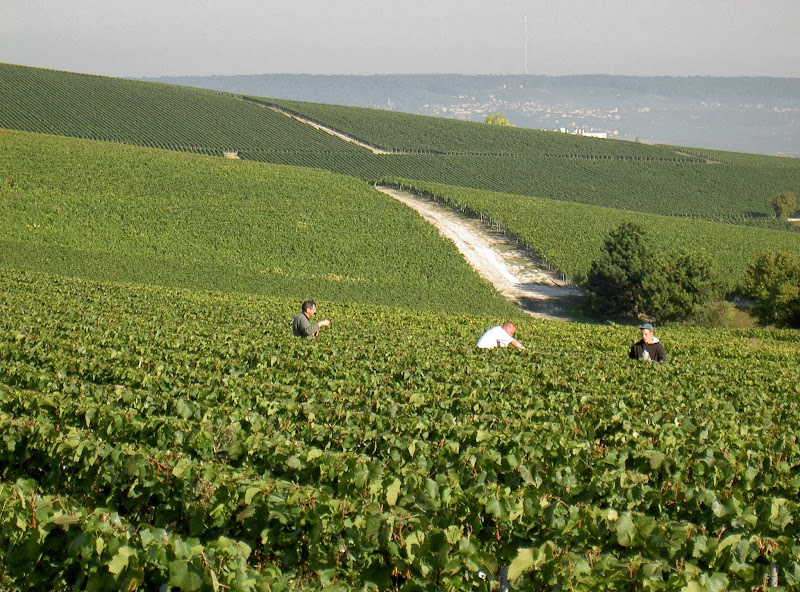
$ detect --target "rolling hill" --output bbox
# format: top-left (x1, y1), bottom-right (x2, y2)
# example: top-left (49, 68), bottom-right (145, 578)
top-left (3, 62), bottom-right (800, 295)
top-left (3, 62), bottom-right (799, 226)
top-left (2, 62), bottom-right (800, 591)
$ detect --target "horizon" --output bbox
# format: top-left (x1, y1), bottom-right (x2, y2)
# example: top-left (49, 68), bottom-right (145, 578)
top-left (3, 1), bottom-right (800, 79)
top-left (6, 61), bottom-right (800, 82)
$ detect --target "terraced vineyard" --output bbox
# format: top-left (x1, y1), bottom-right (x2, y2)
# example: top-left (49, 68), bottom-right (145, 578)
top-left (2, 270), bottom-right (800, 590)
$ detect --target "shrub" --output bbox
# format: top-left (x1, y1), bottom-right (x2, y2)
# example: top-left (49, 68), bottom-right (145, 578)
top-left (770, 191), bottom-right (797, 218)
top-left (745, 250), bottom-right (800, 328)
top-left (641, 251), bottom-right (722, 321)
top-left (690, 300), bottom-right (755, 329)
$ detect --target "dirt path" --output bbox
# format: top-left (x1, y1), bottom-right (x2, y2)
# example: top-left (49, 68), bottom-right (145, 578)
top-left (264, 105), bottom-right (393, 154)
top-left (262, 101), bottom-right (584, 319)
top-left (376, 186), bottom-right (583, 320)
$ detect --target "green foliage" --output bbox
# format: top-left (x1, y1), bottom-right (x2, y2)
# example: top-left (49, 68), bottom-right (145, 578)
top-left (0, 129), bottom-right (514, 317)
top-left (267, 96), bottom-right (800, 225)
top-left (381, 179), bottom-right (800, 294)
top-left (642, 250), bottom-right (722, 321)
top-left (268, 96), bottom-right (691, 159)
top-left (689, 300), bottom-right (754, 329)
top-left (770, 190), bottom-right (797, 218)
top-left (745, 250), bottom-right (800, 327)
top-left (3, 63), bottom-right (800, 227)
top-left (0, 63), bottom-right (359, 157)
top-left (2, 269), bottom-right (800, 590)
top-left (484, 113), bottom-right (512, 127)
top-left (584, 227), bottom-right (721, 321)
top-left (584, 223), bottom-right (648, 316)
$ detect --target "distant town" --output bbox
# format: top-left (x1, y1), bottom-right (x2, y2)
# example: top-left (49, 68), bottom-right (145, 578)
top-left (424, 92), bottom-right (620, 138)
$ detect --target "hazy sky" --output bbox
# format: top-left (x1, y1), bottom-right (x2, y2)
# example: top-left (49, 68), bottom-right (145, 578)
top-left (2, 0), bottom-right (799, 78)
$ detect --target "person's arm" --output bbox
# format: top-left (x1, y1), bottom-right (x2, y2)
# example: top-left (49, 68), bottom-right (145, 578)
top-left (629, 344), bottom-right (638, 359)
top-left (510, 339), bottom-right (526, 350)
top-left (655, 343), bottom-right (667, 362)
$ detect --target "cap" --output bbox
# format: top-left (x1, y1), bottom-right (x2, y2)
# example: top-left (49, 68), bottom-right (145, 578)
top-left (639, 322), bottom-right (654, 331)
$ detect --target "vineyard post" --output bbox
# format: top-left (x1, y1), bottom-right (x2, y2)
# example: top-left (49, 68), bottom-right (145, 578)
top-left (499, 565), bottom-right (512, 591)
top-left (770, 563), bottom-right (778, 587)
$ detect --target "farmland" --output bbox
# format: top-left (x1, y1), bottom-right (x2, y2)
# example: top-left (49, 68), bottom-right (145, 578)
top-left (2, 63), bottom-right (800, 226)
top-left (2, 62), bottom-right (800, 591)
top-left (380, 178), bottom-right (800, 288)
top-left (0, 129), bottom-right (512, 316)
top-left (2, 270), bottom-right (800, 590)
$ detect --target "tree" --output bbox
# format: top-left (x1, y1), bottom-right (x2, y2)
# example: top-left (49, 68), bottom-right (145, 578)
top-left (745, 250), bottom-right (800, 328)
top-left (770, 191), bottom-right (797, 218)
top-left (585, 224), bottom-right (721, 321)
top-left (584, 223), bottom-right (648, 316)
top-left (484, 112), bottom-right (512, 126)
top-left (641, 251), bottom-right (721, 321)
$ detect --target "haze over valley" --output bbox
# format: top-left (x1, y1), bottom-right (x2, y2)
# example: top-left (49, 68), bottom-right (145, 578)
top-left (144, 73), bottom-right (800, 158)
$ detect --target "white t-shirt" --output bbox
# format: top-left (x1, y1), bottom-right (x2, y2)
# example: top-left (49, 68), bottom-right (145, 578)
top-left (476, 325), bottom-right (514, 349)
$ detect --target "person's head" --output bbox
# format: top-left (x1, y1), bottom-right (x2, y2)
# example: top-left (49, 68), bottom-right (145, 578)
top-left (639, 322), bottom-right (654, 344)
top-left (501, 321), bottom-right (517, 336)
top-left (302, 300), bottom-right (317, 317)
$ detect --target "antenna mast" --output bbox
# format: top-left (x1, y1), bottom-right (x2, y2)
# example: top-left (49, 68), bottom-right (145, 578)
top-left (524, 14), bottom-right (528, 75)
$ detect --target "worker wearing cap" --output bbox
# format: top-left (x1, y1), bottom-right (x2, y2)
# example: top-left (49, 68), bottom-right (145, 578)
top-left (629, 322), bottom-right (666, 362)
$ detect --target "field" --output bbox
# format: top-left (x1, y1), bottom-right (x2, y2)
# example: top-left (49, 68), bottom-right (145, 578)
top-left (262, 97), bottom-right (800, 225)
top-left (2, 270), bottom-right (800, 590)
top-left (380, 179), bottom-right (800, 289)
top-left (2, 63), bottom-right (800, 227)
top-left (2, 63), bottom-right (800, 591)
top-left (0, 129), bottom-right (512, 316)
top-left (0, 63), bottom-right (360, 157)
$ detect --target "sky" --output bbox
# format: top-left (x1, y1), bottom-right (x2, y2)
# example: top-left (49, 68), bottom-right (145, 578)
top-left (2, 0), bottom-right (799, 79)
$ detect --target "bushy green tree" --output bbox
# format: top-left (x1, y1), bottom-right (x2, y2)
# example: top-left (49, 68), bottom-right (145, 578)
top-left (585, 225), bottom-right (721, 321)
top-left (484, 112), bottom-right (512, 126)
top-left (770, 190), bottom-right (797, 218)
top-left (642, 251), bottom-right (721, 321)
top-left (745, 250), bottom-right (800, 327)
top-left (585, 223), bottom-right (648, 316)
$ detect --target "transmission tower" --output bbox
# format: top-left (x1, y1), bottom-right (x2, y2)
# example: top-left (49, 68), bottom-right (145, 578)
top-left (524, 14), bottom-right (528, 75)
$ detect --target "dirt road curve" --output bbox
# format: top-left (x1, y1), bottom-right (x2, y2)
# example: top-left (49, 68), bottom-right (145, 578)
top-left (376, 186), bottom-right (583, 320)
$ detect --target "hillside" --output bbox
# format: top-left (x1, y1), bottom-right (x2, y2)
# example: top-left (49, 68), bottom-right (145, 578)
top-left (141, 72), bottom-right (800, 157)
top-left (2, 63), bottom-right (799, 228)
top-left (0, 129), bottom-right (514, 316)
top-left (3, 63), bottom-right (800, 591)
top-left (382, 179), bottom-right (800, 290)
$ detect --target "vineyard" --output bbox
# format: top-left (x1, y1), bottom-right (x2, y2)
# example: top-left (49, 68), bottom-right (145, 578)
top-left (0, 63), bottom-right (362, 157)
top-left (0, 129), bottom-right (513, 316)
top-left (379, 178), bottom-right (800, 289)
top-left (3, 61), bottom-right (800, 591)
top-left (241, 150), bottom-right (798, 225)
top-left (2, 63), bottom-right (800, 224)
top-left (4, 127), bottom-right (800, 299)
top-left (253, 98), bottom-right (691, 158)
top-left (2, 269), bottom-right (800, 590)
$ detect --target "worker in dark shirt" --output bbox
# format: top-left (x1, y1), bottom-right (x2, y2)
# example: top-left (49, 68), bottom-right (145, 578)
top-left (629, 322), bottom-right (666, 362)
top-left (292, 300), bottom-right (330, 339)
